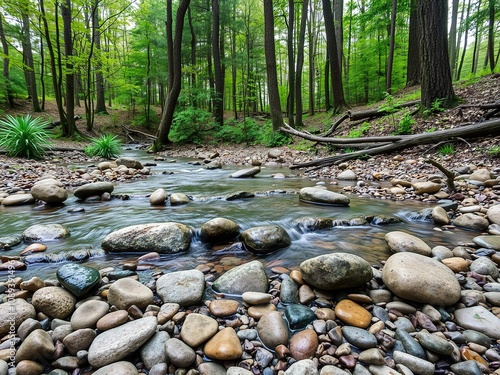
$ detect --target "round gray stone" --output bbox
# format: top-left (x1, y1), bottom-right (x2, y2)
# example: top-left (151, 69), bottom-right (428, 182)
top-left (299, 187), bottom-right (350, 206)
top-left (74, 182), bottom-right (114, 199)
top-left (22, 223), bottom-right (70, 242)
top-left (240, 225), bottom-right (291, 254)
top-left (384, 231), bottom-right (432, 256)
top-left (156, 269), bottom-right (205, 306)
top-left (212, 260), bottom-right (268, 295)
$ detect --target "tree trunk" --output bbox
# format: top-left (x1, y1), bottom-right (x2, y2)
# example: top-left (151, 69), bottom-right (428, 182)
top-left (307, 0), bottom-right (317, 116)
top-left (487, 0), bottom-right (495, 72)
top-left (295, 0), bottom-right (309, 128)
top-left (231, 1), bottom-right (238, 120)
top-left (0, 13), bottom-right (14, 108)
top-left (156, 0), bottom-right (191, 145)
top-left (456, 0), bottom-right (471, 80)
top-left (62, 0), bottom-right (75, 136)
top-left (188, 6), bottom-right (197, 107)
top-left (386, 0), bottom-right (397, 94)
top-left (333, 0), bottom-right (343, 74)
top-left (166, 0), bottom-right (174, 92)
top-left (471, 0), bottom-right (482, 75)
top-left (212, 0), bottom-right (224, 126)
top-left (93, 4), bottom-right (107, 114)
top-left (448, 0), bottom-right (459, 76)
top-left (286, 0), bottom-right (295, 128)
top-left (20, 8), bottom-right (41, 112)
top-left (417, 0), bottom-right (455, 109)
top-left (263, 0), bottom-right (284, 131)
top-left (406, 0), bottom-right (420, 86)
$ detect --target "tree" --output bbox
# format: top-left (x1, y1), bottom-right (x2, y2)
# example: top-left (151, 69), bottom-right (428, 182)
top-left (386, 0), bottom-right (397, 94)
top-left (286, 0), bottom-right (295, 128)
top-left (0, 12), bottom-right (14, 107)
top-left (406, 0), bottom-right (420, 86)
top-left (263, 0), bottom-right (283, 131)
top-left (417, 0), bottom-right (455, 109)
top-left (156, 0), bottom-right (191, 145)
top-left (486, 0), bottom-right (496, 72)
top-left (212, 0), bottom-right (224, 126)
top-left (93, 0), bottom-right (108, 114)
top-left (62, 0), bottom-right (75, 136)
top-left (295, 0), bottom-right (308, 128)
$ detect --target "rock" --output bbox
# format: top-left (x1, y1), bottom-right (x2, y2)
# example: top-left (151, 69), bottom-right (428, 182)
top-left (0, 234), bottom-right (22, 249)
top-left (225, 191), bottom-right (255, 200)
top-left (294, 217), bottom-right (334, 231)
top-left (487, 205), bottom-right (500, 224)
top-left (102, 222), bottom-right (191, 254)
top-left (248, 303), bottom-right (276, 319)
top-left (469, 168), bottom-right (491, 181)
top-left (156, 269), bottom-right (205, 306)
top-left (204, 327), bottom-right (243, 360)
top-left (442, 257), bottom-right (469, 272)
top-left (62, 328), bottom-right (96, 355)
top-left (17, 318), bottom-right (41, 341)
top-left (382, 252), bottom-right (461, 306)
top-left (92, 361), bottom-right (139, 375)
top-left (87, 316), bottom-right (158, 368)
top-left (454, 306), bottom-right (500, 339)
top-left (229, 166), bottom-right (261, 178)
top-left (337, 169), bottom-right (357, 180)
top-left (392, 351), bottom-right (435, 375)
top-left (289, 329), bottom-right (319, 360)
top-left (280, 276), bottom-right (298, 304)
top-left (209, 299), bottom-right (240, 317)
top-left (31, 179), bottom-right (68, 204)
top-left (56, 263), bottom-right (101, 297)
top-left (70, 300), bottom-right (109, 330)
top-left (74, 182), bottom-right (114, 199)
top-left (0, 298), bottom-right (36, 335)
top-left (342, 326), bottom-right (377, 349)
top-left (15, 360), bottom-right (44, 375)
top-left (300, 253), bottom-right (373, 290)
top-left (180, 313), bottom-right (219, 347)
top-left (96, 310), bottom-right (130, 331)
top-left (473, 235), bottom-right (500, 250)
top-left (19, 243), bottom-right (46, 256)
top-left (335, 299), bottom-right (372, 328)
top-left (32, 286), bottom-right (76, 319)
top-left (358, 348), bottom-right (386, 365)
top-left (432, 206), bottom-right (450, 225)
top-left (22, 223), bottom-right (70, 242)
top-left (257, 311), bottom-right (289, 349)
top-left (415, 332), bottom-right (454, 355)
top-left (284, 304), bottom-right (316, 330)
top-left (268, 149), bottom-right (282, 158)
top-left (384, 231), bottom-right (432, 256)
top-left (169, 192), bottom-right (190, 205)
top-left (205, 161), bottom-right (222, 170)
top-left (453, 213), bottom-right (489, 231)
top-left (299, 187), bottom-right (350, 206)
top-left (198, 362), bottom-right (227, 374)
top-left (284, 359), bottom-right (319, 375)
top-left (395, 329), bottom-right (425, 358)
top-left (149, 188), bottom-right (167, 205)
top-left (463, 330), bottom-right (491, 347)
top-left (412, 181), bottom-right (441, 195)
top-left (227, 367), bottom-right (253, 375)
top-left (15, 329), bottom-right (55, 363)
top-left (107, 278), bottom-right (154, 310)
top-left (1, 193), bottom-right (35, 206)
top-left (470, 256), bottom-right (499, 278)
top-left (240, 225), bottom-right (291, 254)
top-left (450, 360), bottom-right (482, 375)
top-left (200, 217), bottom-right (241, 243)
top-left (242, 292), bottom-right (273, 305)
top-left (115, 157), bottom-right (143, 169)
top-left (212, 260), bottom-right (268, 294)
top-left (164, 338), bottom-right (196, 368)
top-left (140, 331), bottom-right (169, 370)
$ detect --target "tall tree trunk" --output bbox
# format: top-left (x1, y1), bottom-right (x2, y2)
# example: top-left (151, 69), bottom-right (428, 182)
top-left (166, 0), bottom-right (174, 92)
top-left (307, 0), bottom-right (317, 116)
top-left (386, 0), bottom-right (397, 93)
top-left (456, 0), bottom-right (471, 80)
top-left (448, 0), bottom-right (459, 76)
top-left (212, 0), bottom-right (224, 126)
top-left (263, 0), bottom-right (284, 131)
top-left (417, 0), bottom-right (455, 109)
top-left (324, 56), bottom-right (331, 110)
top-left (406, 0), bottom-right (420, 86)
top-left (321, 0), bottom-right (347, 112)
top-left (156, 0), bottom-right (191, 145)
top-left (333, 0), bottom-right (343, 74)
top-left (146, 35), bottom-right (151, 126)
top-left (0, 13), bottom-right (14, 108)
top-left (20, 7), bottom-right (41, 112)
top-left (486, 0), bottom-right (495, 71)
top-left (188, 6), bottom-right (197, 107)
top-left (295, 0), bottom-right (309, 128)
top-left (62, 0), bottom-right (75, 136)
top-left (231, 1), bottom-right (238, 120)
top-left (470, 0), bottom-right (482, 75)
top-left (93, 4), bottom-right (107, 114)
top-left (286, 0), bottom-right (295, 128)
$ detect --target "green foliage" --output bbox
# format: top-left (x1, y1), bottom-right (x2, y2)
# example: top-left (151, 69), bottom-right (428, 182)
top-left (486, 146), bottom-right (500, 157)
top-left (259, 122), bottom-right (291, 147)
top-left (423, 99), bottom-right (446, 116)
top-left (0, 115), bottom-right (53, 159)
top-left (132, 109), bottom-right (158, 128)
top-left (395, 112), bottom-right (415, 135)
top-left (169, 107), bottom-right (215, 144)
top-left (343, 148), bottom-right (355, 154)
top-left (84, 134), bottom-right (122, 159)
top-left (349, 122), bottom-right (370, 138)
top-left (379, 93), bottom-right (403, 130)
top-left (216, 118), bottom-right (260, 145)
top-left (438, 144), bottom-right (454, 155)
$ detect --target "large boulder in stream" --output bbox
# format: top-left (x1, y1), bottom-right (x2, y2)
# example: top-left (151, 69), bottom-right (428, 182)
top-left (102, 222), bottom-right (191, 254)
top-left (30, 178), bottom-right (68, 204)
top-left (240, 225), bottom-right (291, 254)
top-left (115, 157), bottom-right (144, 170)
top-left (229, 167), bottom-right (261, 178)
top-left (74, 182), bottom-right (114, 200)
top-left (22, 223), bottom-right (70, 242)
top-left (212, 260), bottom-right (268, 295)
top-left (299, 187), bottom-right (350, 206)
top-left (200, 217), bottom-right (241, 244)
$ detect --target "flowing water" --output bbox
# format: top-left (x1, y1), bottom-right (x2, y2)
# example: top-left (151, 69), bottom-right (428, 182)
top-left (0, 147), bottom-right (480, 280)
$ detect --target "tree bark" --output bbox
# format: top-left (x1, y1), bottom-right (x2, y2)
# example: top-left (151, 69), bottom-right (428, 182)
top-left (487, 0), bottom-right (495, 72)
top-left (295, 0), bottom-right (309, 128)
top-left (448, 0), bottom-right (459, 77)
top-left (93, 3), bottom-right (108, 114)
top-left (0, 13), bottom-right (14, 108)
top-left (166, 0), bottom-right (174, 92)
top-left (286, 0), bottom-right (295, 128)
top-left (20, 6), bottom-right (41, 112)
top-left (406, 0), bottom-right (420, 86)
top-left (386, 0), bottom-right (397, 94)
top-left (263, 0), bottom-right (284, 131)
top-left (62, 0), bottom-right (75, 136)
top-left (212, 0), bottom-right (224, 127)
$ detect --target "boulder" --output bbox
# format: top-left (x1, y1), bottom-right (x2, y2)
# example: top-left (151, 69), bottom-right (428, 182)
top-left (432, 206), bottom-right (451, 225)
top-left (453, 213), bottom-right (490, 231)
top-left (22, 223), bottom-right (70, 242)
top-left (300, 253), bottom-right (373, 290)
top-left (115, 157), bottom-right (143, 169)
top-left (156, 269), bottom-right (205, 306)
top-left (1, 193), bottom-right (35, 206)
top-left (31, 178), bottom-right (68, 204)
top-left (229, 167), bottom-right (261, 178)
top-left (382, 252), bottom-right (461, 306)
top-left (0, 298), bottom-right (36, 335)
top-left (299, 187), bottom-right (350, 206)
top-left (384, 231), bottom-right (432, 256)
top-left (337, 169), bottom-right (357, 180)
top-left (32, 286), bottom-right (76, 319)
top-left (102, 222), bottom-right (191, 254)
top-left (149, 188), bottom-right (167, 205)
top-left (200, 217), bottom-right (241, 243)
top-left (170, 193), bottom-right (190, 205)
top-left (240, 225), bottom-right (291, 254)
top-left (74, 182), bottom-right (114, 200)
top-left (107, 278), bottom-right (154, 310)
top-left (57, 263), bottom-right (101, 297)
top-left (212, 260), bottom-right (268, 295)
top-left (412, 181), bottom-right (441, 195)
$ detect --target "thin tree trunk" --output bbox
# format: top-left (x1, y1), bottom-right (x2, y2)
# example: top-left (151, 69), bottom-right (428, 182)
top-left (307, 0), bottom-right (317, 116)
top-left (212, 0), bottom-right (224, 126)
top-left (20, 8), bottom-right (41, 112)
top-left (0, 13), bottom-right (14, 108)
top-left (188, 6), bottom-right (197, 107)
top-left (166, 0), bottom-right (173, 92)
top-left (93, 4), bottom-right (107, 114)
top-left (406, 0), bottom-right (420, 86)
top-left (456, 0), bottom-right (472, 80)
top-left (448, 0), bottom-right (459, 76)
top-left (62, 0), bottom-right (75, 136)
top-left (286, 0), bottom-right (295, 128)
top-left (487, 0), bottom-right (495, 71)
top-left (386, 0), bottom-right (397, 94)
top-left (295, 0), bottom-right (309, 128)
top-left (231, 1), bottom-right (238, 120)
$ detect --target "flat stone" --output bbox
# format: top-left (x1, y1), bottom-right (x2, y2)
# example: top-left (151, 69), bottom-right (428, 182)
top-left (56, 263), bottom-right (101, 297)
top-left (342, 326), bottom-right (377, 349)
top-left (22, 223), bottom-right (70, 242)
top-left (107, 278), bottom-right (154, 310)
top-left (415, 332), bottom-right (454, 356)
top-left (257, 311), bottom-right (289, 349)
top-left (384, 231), bottom-right (432, 256)
top-left (450, 360), bottom-right (482, 375)
top-left (335, 299), bottom-right (372, 329)
top-left (32, 286), bottom-right (76, 319)
top-left (212, 260), bottom-right (268, 295)
top-left (299, 187), bottom-right (350, 206)
top-left (116, 158), bottom-right (143, 169)
top-left (96, 310), bottom-right (130, 331)
top-left (71, 300), bottom-right (109, 329)
top-left (227, 366), bottom-right (253, 375)
top-left (470, 256), bottom-right (499, 278)
top-left (412, 181), bottom-right (441, 195)
top-left (392, 351), bottom-right (434, 375)
top-left (284, 359), bottom-right (319, 375)
top-left (455, 306), bottom-right (500, 339)
top-left (442, 257), bottom-right (469, 272)
top-left (156, 269), bottom-right (205, 306)
top-left (229, 166), bottom-right (261, 178)
top-left (473, 235), bottom-right (500, 250)
top-left (453, 213), bottom-right (489, 231)
top-left (209, 299), bottom-right (240, 317)
top-left (92, 361), bottom-right (138, 375)
top-left (248, 303), bottom-right (277, 320)
top-left (463, 330), bottom-right (491, 347)
top-left (2, 193), bottom-right (35, 206)
top-left (165, 338), bottom-right (196, 368)
top-left (289, 329), bottom-right (319, 361)
top-left (180, 313), bottom-right (219, 347)
top-left (62, 328), bottom-right (96, 355)
top-left (242, 292), bottom-right (273, 305)
top-left (358, 348), bottom-right (386, 365)
top-left (204, 327), bottom-right (243, 360)
top-left (74, 182), bottom-right (114, 199)
top-left (140, 331), bottom-right (169, 370)
top-left (0, 298), bottom-right (36, 335)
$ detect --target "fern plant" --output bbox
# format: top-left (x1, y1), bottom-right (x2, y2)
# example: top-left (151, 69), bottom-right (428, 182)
top-left (85, 134), bottom-right (122, 159)
top-left (0, 114), bottom-right (53, 159)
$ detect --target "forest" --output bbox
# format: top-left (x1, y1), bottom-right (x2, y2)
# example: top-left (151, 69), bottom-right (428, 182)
top-left (0, 0), bottom-right (498, 146)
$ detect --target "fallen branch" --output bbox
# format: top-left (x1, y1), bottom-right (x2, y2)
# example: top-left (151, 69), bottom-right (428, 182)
top-left (347, 100), bottom-right (420, 121)
top-left (424, 158), bottom-right (457, 192)
top-left (122, 125), bottom-right (156, 140)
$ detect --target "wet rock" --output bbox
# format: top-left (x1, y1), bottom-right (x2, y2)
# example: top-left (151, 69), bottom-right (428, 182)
top-left (204, 327), bottom-right (243, 360)
top-left (280, 275), bottom-right (298, 304)
top-left (116, 157), bottom-right (143, 169)
top-left (74, 182), bottom-right (114, 200)
top-left (450, 360), bottom-right (482, 375)
top-left (0, 234), bottom-right (22, 248)
top-left (209, 299), bottom-right (240, 317)
top-left (300, 253), bottom-right (373, 290)
top-left (294, 217), bottom-right (334, 231)
top-left (198, 362), bottom-right (227, 374)
top-left (70, 300), bottom-right (109, 330)
top-left (107, 277), bottom-right (154, 310)
top-left (140, 331), bottom-right (169, 370)
top-left (92, 361), bottom-right (139, 375)
top-left (415, 331), bottom-right (454, 355)
top-left (382, 252), bottom-right (461, 306)
top-left (22, 223), bottom-right (70, 242)
top-left (412, 181), bottom-right (441, 195)
top-left (227, 366), bottom-right (253, 375)
top-left (31, 178), bottom-right (68, 204)
top-left (96, 310), bottom-right (130, 331)
top-left (229, 166), bottom-right (261, 178)
top-left (299, 187), bottom-right (350, 206)
top-left (149, 188), bottom-right (167, 205)
top-left (180, 313), bottom-right (218, 348)
top-left (242, 291), bottom-right (273, 305)
top-left (32, 286), bottom-right (76, 319)
top-left (212, 260), bottom-right (268, 294)
top-left (487, 204), bottom-right (500, 224)
top-left (470, 256), bottom-right (499, 278)
top-left (200, 217), bottom-right (241, 243)
top-left (19, 243), bottom-right (46, 255)
top-left (164, 338), bottom-right (196, 368)
top-left (392, 351), bottom-right (434, 375)
top-left (463, 330), bottom-right (491, 347)
top-left (15, 360), bottom-right (45, 375)
top-left (341, 326), bottom-right (377, 349)
top-left (0, 298), bottom-right (36, 335)
top-left (285, 304), bottom-right (316, 330)
top-left (432, 206), bottom-right (450, 225)
top-left (384, 231), bottom-right (432, 256)
top-left (473, 235), bottom-right (500, 250)
top-left (284, 359), bottom-right (319, 374)
top-left (170, 192), bottom-right (190, 205)
top-left (335, 299), bottom-right (372, 329)
top-left (102, 222), bottom-right (191, 254)
top-left (205, 161), bottom-right (222, 169)
top-left (15, 329), bottom-right (55, 363)
top-left (454, 306), bottom-right (500, 339)
top-left (257, 311), bottom-right (289, 349)
top-left (62, 328), bottom-right (96, 355)
top-left (156, 269), bottom-right (205, 306)
top-left (337, 169), bottom-right (357, 180)
top-left (289, 328), bottom-right (318, 361)
top-left (56, 263), bottom-right (101, 297)
top-left (87, 316), bottom-right (158, 368)
top-left (225, 191), bottom-right (255, 200)
top-left (240, 225), bottom-right (291, 254)
top-left (395, 329), bottom-right (425, 358)
top-left (453, 213), bottom-right (489, 231)
top-left (1, 193), bottom-right (35, 206)
top-left (358, 348), bottom-right (386, 365)
top-left (17, 318), bottom-right (42, 341)
top-left (442, 256), bottom-right (469, 272)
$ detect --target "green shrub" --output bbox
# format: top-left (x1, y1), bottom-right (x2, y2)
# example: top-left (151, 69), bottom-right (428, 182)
top-left (169, 107), bottom-right (215, 144)
top-left (395, 112), bottom-right (415, 135)
top-left (84, 134), bottom-right (122, 159)
top-left (486, 146), bottom-right (500, 157)
top-left (258, 121), bottom-right (291, 147)
top-left (349, 122), bottom-right (370, 138)
top-left (0, 114), bottom-right (53, 159)
top-left (438, 144), bottom-right (454, 155)
top-left (216, 118), bottom-right (260, 145)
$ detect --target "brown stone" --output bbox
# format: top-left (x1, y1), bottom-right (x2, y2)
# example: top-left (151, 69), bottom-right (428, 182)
top-left (208, 299), bottom-right (240, 317)
top-left (19, 243), bottom-right (47, 256)
top-left (460, 347), bottom-right (490, 372)
top-left (248, 304), bottom-right (277, 320)
top-left (334, 299), bottom-right (372, 328)
top-left (96, 310), bottom-right (129, 331)
top-left (298, 285), bottom-right (315, 304)
top-left (20, 277), bottom-right (45, 292)
top-left (204, 327), bottom-right (243, 360)
top-left (289, 329), bottom-right (319, 360)
top-left (347, 294), bottom-right (372, 304)
top-left (290, 270), bottom-right (304, 285)
top-left (15, 360), bottom-right (44, 375)
top-left (180, 313), bottom-right (219, 348)
top-left (315, 308), bottom-right (336, 321)
top-left (442, 257), bottom-right (469, 272)
top-left (271, 266), bottom-right (290, 274)
top-left (157, 303), bottom-right (180, 324)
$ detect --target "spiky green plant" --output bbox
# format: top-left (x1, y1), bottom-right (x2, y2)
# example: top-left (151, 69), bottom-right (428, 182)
top-left (0, 114), bottom-right (53, 159)
top-left (84, 134), bottom-right (122, 159)
top-left (438, 144), bottom-right (455, 155)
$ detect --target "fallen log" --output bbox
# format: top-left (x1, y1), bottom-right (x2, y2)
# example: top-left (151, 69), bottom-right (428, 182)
top-left (122, 125), bottom-right (156, 140)
top-left (290, 118), bottom-right (500, 169)
top-left (347, 100), bottom-right (420, 121)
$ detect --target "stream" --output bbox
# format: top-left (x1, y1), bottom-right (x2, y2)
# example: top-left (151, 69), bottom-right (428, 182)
top-left (0, 146), bottom-right (480, 280)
